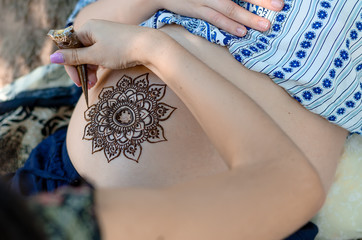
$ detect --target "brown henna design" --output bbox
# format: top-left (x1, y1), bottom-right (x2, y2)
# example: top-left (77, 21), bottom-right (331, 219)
top-left (83, 73), bottom-right (176, 163)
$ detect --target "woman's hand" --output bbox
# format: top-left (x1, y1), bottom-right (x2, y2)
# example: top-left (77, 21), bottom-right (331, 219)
top-left (50, 20), bottom-right (159, 87)
top-left (156, 0), bottom-right (284, 36)
top-left (74, 0), bottom-right (284, 38)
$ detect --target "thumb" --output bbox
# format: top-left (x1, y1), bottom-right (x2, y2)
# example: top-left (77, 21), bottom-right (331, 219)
top-left (50, 48), bottom-right (94, 66)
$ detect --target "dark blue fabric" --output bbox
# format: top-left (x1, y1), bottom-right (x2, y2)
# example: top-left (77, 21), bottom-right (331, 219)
top-left (9, 127), bottom-right (81, 196)
top-left (0, 85), bottom-right (82, 115)
top-left (285, 222), bottom-right (319, 240)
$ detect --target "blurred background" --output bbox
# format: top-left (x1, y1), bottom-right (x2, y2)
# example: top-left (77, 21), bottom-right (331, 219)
top-left (0, 0), bottom-right (78, 87)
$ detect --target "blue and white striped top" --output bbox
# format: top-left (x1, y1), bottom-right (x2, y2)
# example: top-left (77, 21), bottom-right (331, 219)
top-left (67, 0), bottom-right (361, 134)
top-left (141, 0), bottom-right (362, 134)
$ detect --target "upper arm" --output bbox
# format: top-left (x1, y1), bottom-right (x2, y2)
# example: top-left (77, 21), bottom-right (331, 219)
top-left (73, 0), bottom-right (158, 29)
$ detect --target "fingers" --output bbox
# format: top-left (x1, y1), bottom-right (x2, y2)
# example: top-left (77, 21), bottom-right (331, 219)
top-left (206, 0), bottom-right (271, 33)
top-left (87, 65), bottom-right (99, 89)
top-left (74, 20), bottom-right (98, 47)
top-left (64, 65), bottom-right (81, 86)
top-left (50, 47), bottom-right (95, 66)
top-left (199, 7), bottom-right (247, 36)
top-left (64, 64), bottom-right (99, 89)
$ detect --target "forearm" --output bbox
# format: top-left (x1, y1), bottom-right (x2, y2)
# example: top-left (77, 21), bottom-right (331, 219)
top-left (97, 156), bottom-right (324, 240)
top-left (73, 0), bottom-right (160, 29)
top-left (141, 31), bottom-right (304, 168)
top-left (95, 31), bottom-right (326, 240)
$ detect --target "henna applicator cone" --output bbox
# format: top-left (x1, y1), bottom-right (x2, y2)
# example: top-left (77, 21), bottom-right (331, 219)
top-left (48, 26), bottom-right (89, 108)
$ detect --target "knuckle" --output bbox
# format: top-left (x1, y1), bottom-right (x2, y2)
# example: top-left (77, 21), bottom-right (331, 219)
top-left (210, 12), bottom-right (223, 25)
top-left (225, 3), bottom-right (237, 18)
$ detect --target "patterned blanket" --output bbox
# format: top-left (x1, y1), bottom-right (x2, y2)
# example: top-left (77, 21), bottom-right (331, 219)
top-left (0, 64), bottom-right (81, 174)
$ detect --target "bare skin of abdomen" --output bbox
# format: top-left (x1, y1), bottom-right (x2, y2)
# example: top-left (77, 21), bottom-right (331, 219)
top-left (67, 25), bottom-right (347, 190)
top-left (67, 65), bottom-right (227, 188)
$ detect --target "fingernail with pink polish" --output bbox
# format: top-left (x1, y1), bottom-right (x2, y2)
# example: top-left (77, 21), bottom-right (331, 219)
top-left (88, 80), bottom-right (94, 89)
top-left (50, 52), bottom-right (65, 64)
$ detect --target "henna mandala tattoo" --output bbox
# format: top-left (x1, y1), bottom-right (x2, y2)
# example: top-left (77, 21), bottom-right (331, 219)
top-left (83, 74), bottom-right (176, 163)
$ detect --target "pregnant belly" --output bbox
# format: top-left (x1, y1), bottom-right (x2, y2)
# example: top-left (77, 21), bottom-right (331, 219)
top-left (66, 66), bottom-right (227, 188)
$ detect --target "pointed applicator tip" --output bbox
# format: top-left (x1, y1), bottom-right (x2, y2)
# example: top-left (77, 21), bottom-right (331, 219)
top-left (77, 65), bottom-right (89, 108)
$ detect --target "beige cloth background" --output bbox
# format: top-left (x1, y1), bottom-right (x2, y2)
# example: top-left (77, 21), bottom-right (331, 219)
top-left (313, 134), bottom-right (362, 240)
top-left (0, 0), bottom-right (78, 87)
